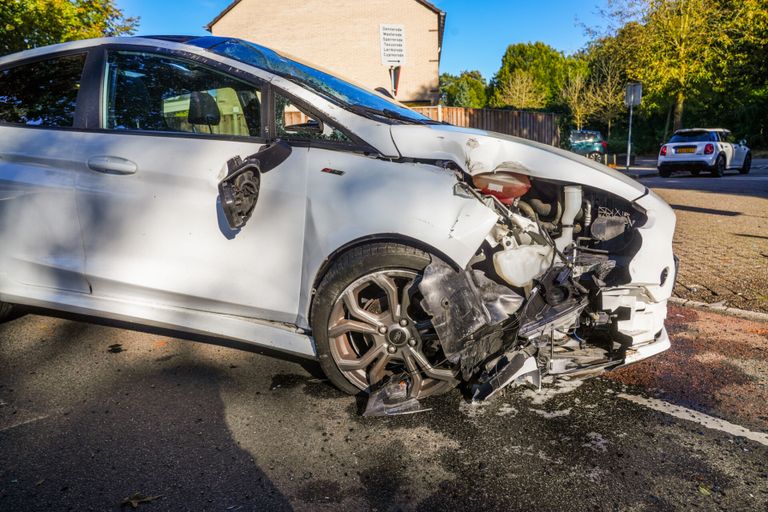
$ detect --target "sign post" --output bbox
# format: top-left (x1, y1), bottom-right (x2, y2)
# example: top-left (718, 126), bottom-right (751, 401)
top-left (624, 82), bottom-right (642, 171)
top-left (380, 24), bottom-right (406, 97)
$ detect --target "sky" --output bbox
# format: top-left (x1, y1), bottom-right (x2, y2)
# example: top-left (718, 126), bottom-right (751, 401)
top-left (117, 0), bottom-right (608, 81)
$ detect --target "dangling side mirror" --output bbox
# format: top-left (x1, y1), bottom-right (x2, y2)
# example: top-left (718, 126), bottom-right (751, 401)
top-left (218, 140), bottom-right (292, 230)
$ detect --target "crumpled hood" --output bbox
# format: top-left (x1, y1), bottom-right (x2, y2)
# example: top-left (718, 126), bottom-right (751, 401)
top-left (390, 124), bottom-right (648, 202)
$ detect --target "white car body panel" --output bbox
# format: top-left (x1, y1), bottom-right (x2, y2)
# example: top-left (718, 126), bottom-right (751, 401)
top-left (0, 126), bottom-right (90, 294)
top-left (0, 36), bottom-right (675, 372)
top-left (390, 124), bottom-right (647, 201)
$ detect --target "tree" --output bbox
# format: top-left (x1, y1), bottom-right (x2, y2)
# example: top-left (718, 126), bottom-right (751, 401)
top-left (585, 38), bottom-right (627, 138)
top-left (440, 71), bottom-right (488, 108)
top-left (0, 0), bottom-right (139, 55)
top-left (604, 0), bottom-right (752, 130)
top-left (494, 69), bottom-right (547, 110)
top-left (560, 66), bottom-right (596, 130)
top-left (489, 42), bottom-right (568, 107)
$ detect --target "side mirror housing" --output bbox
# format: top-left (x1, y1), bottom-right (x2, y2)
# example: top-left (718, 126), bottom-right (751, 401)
top-left (218, 140), bottom-right (292, 230)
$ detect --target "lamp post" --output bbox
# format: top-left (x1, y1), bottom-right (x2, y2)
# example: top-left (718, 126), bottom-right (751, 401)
top-left (624, 82), bottom-right (642, 172)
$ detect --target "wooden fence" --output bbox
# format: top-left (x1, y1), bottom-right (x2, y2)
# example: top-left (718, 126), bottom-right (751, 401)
top-left (412, 106), bottom-right (560, 146)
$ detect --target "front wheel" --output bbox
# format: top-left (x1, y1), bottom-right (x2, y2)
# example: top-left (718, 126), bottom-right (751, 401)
top-left (311, 243), bottom-right (458, 398)
top-left (740, 153), bottom-right (751, 174)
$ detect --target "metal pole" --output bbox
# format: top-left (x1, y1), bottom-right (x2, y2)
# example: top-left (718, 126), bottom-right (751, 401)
top-left (626, 103), bottom-right (634, 171)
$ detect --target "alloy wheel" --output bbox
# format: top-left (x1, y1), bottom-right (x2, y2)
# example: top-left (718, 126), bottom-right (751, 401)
top-left (327, 270), bottom-right (458, 398)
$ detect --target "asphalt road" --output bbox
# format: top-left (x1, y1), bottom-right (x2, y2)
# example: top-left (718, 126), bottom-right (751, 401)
top-left (1, 306), bottom-right (767, 511)
top-left (630, 157), bottom-right (768, 198)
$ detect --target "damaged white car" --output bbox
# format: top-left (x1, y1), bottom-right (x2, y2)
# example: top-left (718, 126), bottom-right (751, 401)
top-left (0, 36), bottom-right (677, 410)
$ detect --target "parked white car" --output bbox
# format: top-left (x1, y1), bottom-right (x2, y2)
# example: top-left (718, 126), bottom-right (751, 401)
top-left (658, 128), bottom-right (751, 178)
top-left (0, 36), bottom-right (677, 407)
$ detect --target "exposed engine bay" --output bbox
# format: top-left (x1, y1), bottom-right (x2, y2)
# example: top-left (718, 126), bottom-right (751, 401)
top-left (365, 169), bottom-right (673, 416)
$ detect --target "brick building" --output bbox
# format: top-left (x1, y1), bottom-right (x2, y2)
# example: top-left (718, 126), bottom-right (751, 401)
top-left (206, 0), bottom-right (445, 105)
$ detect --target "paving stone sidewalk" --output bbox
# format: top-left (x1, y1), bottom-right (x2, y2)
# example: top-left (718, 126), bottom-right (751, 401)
top-left (653, 188), bottom-right (768, 313)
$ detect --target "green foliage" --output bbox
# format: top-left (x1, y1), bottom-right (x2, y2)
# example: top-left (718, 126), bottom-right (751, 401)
top-left (0, 0), bottom-right (139, 55)
top-left (440, 71), bottom-right (488, 108)
top-left (581, 0), bottom-right (768, 151)
top-left (489, 42), bottom-right (569, 108)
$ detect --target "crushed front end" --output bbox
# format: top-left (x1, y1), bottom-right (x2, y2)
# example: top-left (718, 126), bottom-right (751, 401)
top-left (418, 170), bottom-right (676, 402)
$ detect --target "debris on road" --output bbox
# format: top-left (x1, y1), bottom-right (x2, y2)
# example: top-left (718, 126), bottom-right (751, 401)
top-left (120, 493), bottom-right (162, 508)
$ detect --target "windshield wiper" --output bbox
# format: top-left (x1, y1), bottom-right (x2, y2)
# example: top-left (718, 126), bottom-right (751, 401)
top-left (348, 105), bottom-right (432, 125)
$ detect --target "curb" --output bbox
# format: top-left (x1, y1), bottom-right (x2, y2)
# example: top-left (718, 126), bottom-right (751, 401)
top-left (669, 297), bottom-right (768, 323)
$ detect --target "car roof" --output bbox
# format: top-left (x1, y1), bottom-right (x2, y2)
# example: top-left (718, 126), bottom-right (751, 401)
top-left (674, 128), bottom-right (730, 133)
top-left (0, 35), bottom-right (244, 67)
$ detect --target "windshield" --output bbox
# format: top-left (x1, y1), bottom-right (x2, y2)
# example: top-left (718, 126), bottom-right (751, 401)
top-left (188, 37), bottom-right (432, 124)
top-left (669, 131), bottom-right (715, 143)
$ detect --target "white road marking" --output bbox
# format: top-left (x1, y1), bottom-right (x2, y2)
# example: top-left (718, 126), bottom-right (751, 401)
top-left (618, 393), bottom-right (768, 447)
top-left (0, 414), bottom-right (49, 433)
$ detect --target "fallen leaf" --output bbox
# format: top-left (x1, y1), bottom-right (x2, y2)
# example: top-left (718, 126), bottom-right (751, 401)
top-left (121, 493), bottom-right (162, 508)
top-left (698, 484), bottom-right (712, 496)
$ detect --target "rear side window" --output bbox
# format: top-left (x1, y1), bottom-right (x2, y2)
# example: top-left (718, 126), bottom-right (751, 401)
top-left (0, 54), bottom-right (86, 127)
top-left (104, 51), bottom-right (262, 138)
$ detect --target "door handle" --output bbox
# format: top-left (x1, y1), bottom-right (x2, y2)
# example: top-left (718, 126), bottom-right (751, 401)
top-left (87, 156), bottom-right (137, 175)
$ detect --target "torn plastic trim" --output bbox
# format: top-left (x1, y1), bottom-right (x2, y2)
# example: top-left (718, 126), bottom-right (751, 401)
top-left (363, 373), bottom-right (432, 417)
top-left (418, 259), bottom-right (524, 380)
top-left (472, 350), bottom-right (540, 401)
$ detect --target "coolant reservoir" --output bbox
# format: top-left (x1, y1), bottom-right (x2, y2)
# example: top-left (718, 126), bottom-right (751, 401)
top-left (493, 244), bottom-right (554, 288)
top-left (473, 172), bottom-right (531, 205)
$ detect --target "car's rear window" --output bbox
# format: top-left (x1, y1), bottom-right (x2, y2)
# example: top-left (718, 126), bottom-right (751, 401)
top-left (669, 131), bottom-right (715, 143)
top-left (570, 131), bottom-right (601, 142)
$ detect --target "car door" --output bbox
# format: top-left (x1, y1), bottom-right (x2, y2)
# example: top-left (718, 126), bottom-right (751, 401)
top-left (0, 52), bottom-right (90, 295)
top-left (72, 48), bottom-right (308, 323)
top-left (716, 131), bottom-right (735, 167)
top-left (728, 133), bottom-right (746, 168)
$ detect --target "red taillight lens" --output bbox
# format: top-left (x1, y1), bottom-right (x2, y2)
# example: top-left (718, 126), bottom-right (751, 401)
top-left (473, 172), bottom-right (531, 205)
top-left (704, 143), bottom-right (714, 154)
top-left (660, 145), bottom-right (667, 156)
top-left (601, 141), bottom-right (608, 151)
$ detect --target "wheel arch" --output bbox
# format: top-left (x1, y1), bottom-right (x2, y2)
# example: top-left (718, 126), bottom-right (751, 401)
top-left (306, 234), bottom-right (462, 326)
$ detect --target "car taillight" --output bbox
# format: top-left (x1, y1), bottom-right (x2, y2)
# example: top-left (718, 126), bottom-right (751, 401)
top-left (704, 143), bottom-right (714, 154)
top-left (601, 141), bottom-right (607, 151)
top-left (660, 145), bottom-right (667, 156)
top-left (473, 172), bottom-right (531, 205)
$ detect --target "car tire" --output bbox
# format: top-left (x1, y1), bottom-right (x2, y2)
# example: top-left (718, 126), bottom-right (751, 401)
top-left (0, 301), bottom-right (12, 322)
top-left (587, 152), bottom-right (602, 162)
top-left (711, 155), bottom-right (725, 177)
top-left (659, 168), bottom-right (671, 178)
top-left (311, 242), bottom-right (457, 398)
top-left (739, 153), bottom-right (751, 174)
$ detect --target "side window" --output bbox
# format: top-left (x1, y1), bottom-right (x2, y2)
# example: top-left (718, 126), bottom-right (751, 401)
top-left (274, 92), bottom-right (351, 143)
top-left (105, 51), bottom-right (262, 137)
top-left (0, 54), bottom-right (86, 127)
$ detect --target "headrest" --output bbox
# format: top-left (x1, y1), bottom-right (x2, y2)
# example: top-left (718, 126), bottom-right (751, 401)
top-left (188, 91), bottom-right (220, 126)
